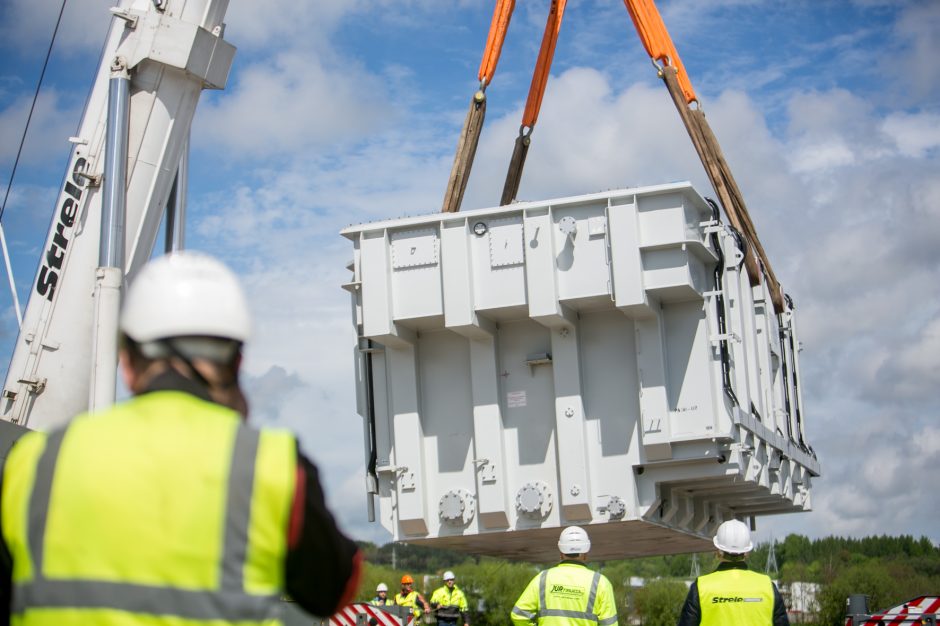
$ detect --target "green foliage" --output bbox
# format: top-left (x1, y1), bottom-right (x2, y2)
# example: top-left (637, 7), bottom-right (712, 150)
top-left (596, 553), bottom-right (718, 581)
top-left (632, 579), bottom-right (688, 626)
top-left (355, 535), bottom-right (940, 626)
top-left (775, 534), bottom-right (940, 571)
top-left (359, 541), bottom-right (477, 575)
top-left (457, 559), bottom-right (541, 626)
top-left (357, 561), bottom-right (402, 603)
top-left (816, 559), bottom-right (940, 626)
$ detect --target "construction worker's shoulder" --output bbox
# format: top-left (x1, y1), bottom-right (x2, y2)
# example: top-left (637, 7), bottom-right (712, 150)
top-left (701, 565), bottom-right (767, 581)
top-left (553, 561), bottom-right (597, 577)
top-left (515, 572), bottom-right (542, 604)
top-left (2, 426), bottom-right (48, 482)
top-left (5, 426), bottom-right (47, 459)
top-left (1, 427), bottom-right (51, 553)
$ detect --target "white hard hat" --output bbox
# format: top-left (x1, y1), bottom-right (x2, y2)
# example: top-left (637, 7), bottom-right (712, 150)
top-left (376, 583), bottom-right (388, 592)
top-left (443, 571), bottom-right (455, 581)
top-left (558, 526), bottom-right (591, 555)
top-left (121, 252), bottom-right (250, 358)
top-left (713, 519), bottom-right (753, 554)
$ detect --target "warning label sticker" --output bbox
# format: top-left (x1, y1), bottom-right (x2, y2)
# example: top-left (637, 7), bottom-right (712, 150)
top-left (507, 390), bottom-right (527, 408)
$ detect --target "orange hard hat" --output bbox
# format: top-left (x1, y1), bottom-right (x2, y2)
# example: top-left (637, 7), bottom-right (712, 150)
top-left (401, 574), bottom-right (414, 584)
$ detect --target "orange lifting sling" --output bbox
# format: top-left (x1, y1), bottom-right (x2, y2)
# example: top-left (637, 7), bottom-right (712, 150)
top-left (440, 0), bottom-right (516, 216)
top-left (500, 0), bottom-right (567, 206)
top-left (440, 0), bottom-right (783, 312)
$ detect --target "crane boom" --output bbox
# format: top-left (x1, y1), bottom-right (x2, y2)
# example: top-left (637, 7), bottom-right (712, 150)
top-left (0, 0), bottom-right (234, 432)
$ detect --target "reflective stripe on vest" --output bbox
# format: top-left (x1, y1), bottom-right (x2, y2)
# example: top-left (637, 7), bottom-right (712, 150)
top-left (698, 568), bottom-right (775, 626)
top-left (526, 568), bottom-right (603, 624)
top-left (431, 585), bottom-right (467, 620)
top-left (10, 414), bottom-right (280, 622)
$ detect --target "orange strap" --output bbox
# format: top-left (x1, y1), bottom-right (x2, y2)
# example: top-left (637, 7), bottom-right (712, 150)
top-left (622, 0), bottom-right (697, 104)
top-left (521, 0), bottom-right (567, 128)
top-left (478, 0), bottom-right (516, 87)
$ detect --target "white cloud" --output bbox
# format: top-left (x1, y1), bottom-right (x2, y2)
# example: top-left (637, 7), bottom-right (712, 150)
top-left (0, 90), bottom-right (80, 167)
top-left (914, 426), bottom-right (940, 457)
top-left (223, 0), bottom-right (477, 53)
top-left (223, 0), bottom-right (359, 50)
top-left (789, 140), bottom-right (857, 174)
top-left (882, 111), bottom-right (940, 158)
top-left (784, 88), bottom-right (897, 175)
top-left (870, 316), bottom-right (940, 401)
top-left (892, 0), bottom-right (940, 102)
top-left (193, 51), bottom-right (391, 157)
top-left (761, 416), bottom-right (939, 542)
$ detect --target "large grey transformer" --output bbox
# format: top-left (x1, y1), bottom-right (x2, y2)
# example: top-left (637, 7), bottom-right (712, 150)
top-left (343, 182), bottom-right (819, 561)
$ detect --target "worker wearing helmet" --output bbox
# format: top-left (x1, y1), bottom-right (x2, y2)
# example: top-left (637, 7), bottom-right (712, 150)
top-left (429, 571), bottom-right (469, 626)
top-left (0, 252), bottom-right (362, 624)
top-left (396, 574), bottom-right (431, 620)
top-left (510, 526), bottom-right (618, 626)
top-left (677, 519), bottom-right (789, 626)
top-left (372, 583), bottom-right (393, 607)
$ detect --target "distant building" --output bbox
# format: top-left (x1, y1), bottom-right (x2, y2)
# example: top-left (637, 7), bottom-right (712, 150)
top-left (778, 581), bottom-right (820, 623)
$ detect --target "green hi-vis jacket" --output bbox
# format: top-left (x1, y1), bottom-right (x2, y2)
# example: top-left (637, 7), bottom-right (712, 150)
top-left (1, 390), bottom-right (297, 626)
top-left (511, 562), bottom-right (618, 626)
top-left (697, 568), bottom-right (775, 626)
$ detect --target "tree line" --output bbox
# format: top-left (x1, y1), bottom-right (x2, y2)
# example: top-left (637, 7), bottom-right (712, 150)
top-left (351, 534), bottom-right (939, 626)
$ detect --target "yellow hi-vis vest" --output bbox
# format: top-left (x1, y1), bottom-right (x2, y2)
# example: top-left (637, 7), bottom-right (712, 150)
top-left (396, 590), bottom-right (423, 617)
top-left (697, 568), bottom-right (775, 626)
top-left (511, 562), bottom-right (618, 626)
top-left (1, 390), bottom-right (297, 626)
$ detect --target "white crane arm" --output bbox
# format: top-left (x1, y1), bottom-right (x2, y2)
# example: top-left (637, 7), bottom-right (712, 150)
top-left (1, 0), bottom-right (234, 431)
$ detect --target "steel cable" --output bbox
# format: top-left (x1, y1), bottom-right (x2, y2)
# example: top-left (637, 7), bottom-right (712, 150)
top-left (0, 0), bottom-right (70, 224)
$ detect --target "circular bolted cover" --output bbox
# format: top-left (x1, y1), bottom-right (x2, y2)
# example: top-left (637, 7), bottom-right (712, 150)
top-left (606, 495), bottom-right (626, 518)
top-left (516, 481), bottom-right (553, 518)
top-left (439, 489), bottom-right (475, 525)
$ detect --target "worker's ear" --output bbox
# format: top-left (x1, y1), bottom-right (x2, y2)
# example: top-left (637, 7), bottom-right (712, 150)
top-left (118, 348), bottom-right (139, 393)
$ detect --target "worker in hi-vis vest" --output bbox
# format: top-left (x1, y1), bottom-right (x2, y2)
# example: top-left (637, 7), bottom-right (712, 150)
top-left (429, 571), bottom-right (469, 626)
top-left (372, 583), bottom-right (393, 607)
top-left (511, 526), bottom-right (618, 626)
top-left (396, 574), bottom-right (431, 619)
top-left (0, 252), bottom-right (362, 625)
top-left (677, 519), bottom-right (789, 626)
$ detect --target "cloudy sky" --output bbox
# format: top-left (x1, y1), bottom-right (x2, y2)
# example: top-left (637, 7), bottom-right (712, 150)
top-left (1, 0), bottom-right (938, 549)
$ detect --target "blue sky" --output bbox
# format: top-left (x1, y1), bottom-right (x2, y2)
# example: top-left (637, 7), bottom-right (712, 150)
top-left (1, 0), bottom-right (939, 548)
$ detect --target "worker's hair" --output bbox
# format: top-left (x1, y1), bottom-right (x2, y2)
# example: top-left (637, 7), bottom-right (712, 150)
top-left (121, 335), bottom-right (248, 417)
top-left (719, 551), bottom-right (747, 562)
